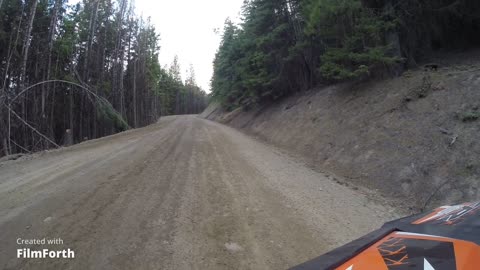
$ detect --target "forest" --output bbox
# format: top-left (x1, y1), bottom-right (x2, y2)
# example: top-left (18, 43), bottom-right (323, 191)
top-left (211, 0), bottom-right (480, 110)
top-left (0, 0), bottom-right (208, 157)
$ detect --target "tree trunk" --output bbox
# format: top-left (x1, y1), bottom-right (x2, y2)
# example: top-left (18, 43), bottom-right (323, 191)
top-left (119, 50), bottom-right (125, 117)
top-left (84, 0), bottom-right (99, 81)
top-left (2, 4), bottom-right (24, 92)
top-left (2, 138), bottom-right (8, 156)
top-left (64, 129), bottom-right (73, 146)
top-left (384, 0), bottom-right (403, 76)
top-left (112, 0), bottom-right (127, 114)
top-left (18, 0), bottom-right (38, 150)
top-left (69, 86), bottom-right (74, 143)
top-left (19, 0), bottom-right (38, 92)
top-left (133, 60), bottom-right (137, 128)
top-left (43, 0), bottom-right (62, 117)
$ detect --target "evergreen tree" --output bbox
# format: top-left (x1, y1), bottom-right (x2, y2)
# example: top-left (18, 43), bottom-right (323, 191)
top-left (0, 0), bottom-right (207, 156)
top-left (210, 0), bottom-right (480, 109)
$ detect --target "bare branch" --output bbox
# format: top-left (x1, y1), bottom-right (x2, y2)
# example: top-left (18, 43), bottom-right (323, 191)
top-left (10, 139), bottom-right (31, 153)
top-left (8, 107), bottom-right (60, 148)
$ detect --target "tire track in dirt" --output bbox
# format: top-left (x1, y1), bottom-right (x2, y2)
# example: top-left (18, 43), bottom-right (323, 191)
top-left (0, 115), bottom-right (400, 270)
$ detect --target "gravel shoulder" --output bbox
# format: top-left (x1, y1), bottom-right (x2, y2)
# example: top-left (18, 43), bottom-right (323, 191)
top-left (0, 115), bottom-right (400, 270)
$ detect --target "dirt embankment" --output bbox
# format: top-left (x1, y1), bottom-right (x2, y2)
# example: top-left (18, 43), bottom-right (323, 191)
top-left (202, 52), bottom-right (480, 210)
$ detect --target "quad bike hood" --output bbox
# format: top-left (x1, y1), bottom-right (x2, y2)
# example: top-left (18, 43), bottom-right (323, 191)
top-left (291, 201), bottom-right (480, 270)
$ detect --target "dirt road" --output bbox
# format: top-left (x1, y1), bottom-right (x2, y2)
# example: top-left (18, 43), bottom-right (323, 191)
top-left (0, 115), bottom-right (399, 269)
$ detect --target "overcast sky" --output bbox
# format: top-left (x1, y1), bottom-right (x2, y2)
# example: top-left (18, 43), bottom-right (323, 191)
top-left (135, 0), bottom-right (244, 91)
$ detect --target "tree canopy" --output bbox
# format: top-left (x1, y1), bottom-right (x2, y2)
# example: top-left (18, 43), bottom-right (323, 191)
top-left (211, 0), bottom-right (480, 109)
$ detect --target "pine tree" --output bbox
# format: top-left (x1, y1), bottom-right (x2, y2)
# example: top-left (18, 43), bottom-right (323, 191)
top-left (0, 0), bottom-right (207, 156)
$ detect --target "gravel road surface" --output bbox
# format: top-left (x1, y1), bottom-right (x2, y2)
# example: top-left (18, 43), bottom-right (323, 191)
top-left (0, 115), bottom-right (399, 269)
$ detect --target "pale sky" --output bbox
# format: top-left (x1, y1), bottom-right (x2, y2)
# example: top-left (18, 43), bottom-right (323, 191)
top-left (135, 0), bottom-right (244, 91)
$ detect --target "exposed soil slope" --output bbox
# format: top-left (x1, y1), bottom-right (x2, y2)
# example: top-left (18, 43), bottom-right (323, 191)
top-left (202, 51), bottom-right (480, 210)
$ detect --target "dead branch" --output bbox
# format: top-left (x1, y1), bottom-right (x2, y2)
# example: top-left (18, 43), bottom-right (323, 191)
top-left (422, 178), bottom-right (453, 211)
top-left (10, 139), bottom-right (31, 153)
top-left (8, 107), bottom-right (60, 148)
top-left (450, 135), bottom-right (458, 146)
top-left (3, 79), bottom-right (129, 153)
top-left (438, 127), bottom-right (452, 135)
top-left (7, 79), bottom-right (100, 105)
